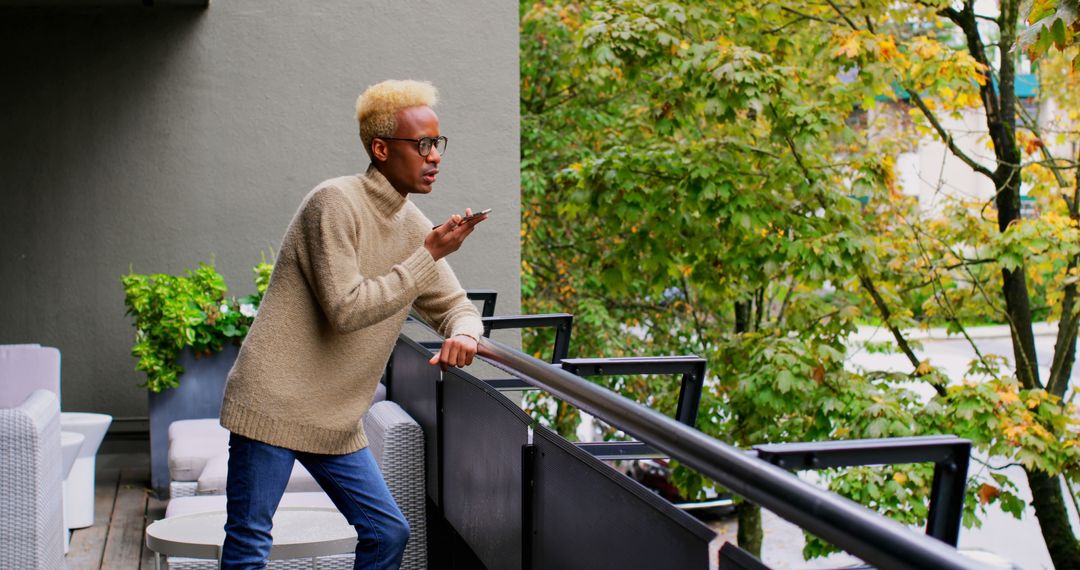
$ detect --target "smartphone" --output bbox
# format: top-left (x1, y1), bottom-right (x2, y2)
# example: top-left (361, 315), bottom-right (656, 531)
top-left (432, 209), bottom-right (492, 230)
top-left (462, 208), bottom-right (492, 222)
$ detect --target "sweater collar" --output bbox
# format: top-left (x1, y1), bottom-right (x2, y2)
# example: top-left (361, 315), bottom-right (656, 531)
top-left (361, 166), bottom-right (408, 216)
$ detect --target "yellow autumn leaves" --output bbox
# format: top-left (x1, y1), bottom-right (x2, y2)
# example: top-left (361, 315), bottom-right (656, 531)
top-left (994, 383), bottom-right (1068, 448)
top-left (831, 29), bottom-right (989, 110)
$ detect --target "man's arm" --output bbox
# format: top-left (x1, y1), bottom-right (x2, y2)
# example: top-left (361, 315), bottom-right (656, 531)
top-left (300, 187), bottom-right (441, 333)
top-left (416, 213), bottom-right (487, 370)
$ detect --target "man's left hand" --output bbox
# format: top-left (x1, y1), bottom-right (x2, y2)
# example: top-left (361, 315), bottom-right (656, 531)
top-left (428, 334), bottom-right (478, 371)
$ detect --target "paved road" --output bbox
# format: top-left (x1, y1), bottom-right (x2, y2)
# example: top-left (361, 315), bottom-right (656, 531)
top-left (847, 323), bottom-right (1070, 401)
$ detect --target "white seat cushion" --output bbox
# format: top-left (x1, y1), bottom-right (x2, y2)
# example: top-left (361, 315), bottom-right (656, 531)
top-left (165, 491), bottom-right (336, 518)
top-left (168, 418), bottom-right (228, 443)
top-left (166, 389), bottom-right (384, 484)
top-left (196, 453), bottom-right (322, 495)
top-left (168, 419), bottom-right (230, 482)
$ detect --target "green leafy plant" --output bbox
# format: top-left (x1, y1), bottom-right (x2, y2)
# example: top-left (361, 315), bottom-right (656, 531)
top-left (121, 258), bottom-right (273, 392)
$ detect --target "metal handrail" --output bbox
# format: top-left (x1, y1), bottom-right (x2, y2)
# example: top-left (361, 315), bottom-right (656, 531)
top-left (476, 336), bottom-right (983, 570)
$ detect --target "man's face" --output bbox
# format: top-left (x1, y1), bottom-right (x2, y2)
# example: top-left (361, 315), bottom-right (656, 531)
top-left (373, 105), bottom-right (442, 197)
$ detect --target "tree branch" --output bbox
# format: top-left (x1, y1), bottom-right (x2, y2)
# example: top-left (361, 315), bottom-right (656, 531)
top-left (1014, 97), bottom-right (1071, 188)
top-left (946, 258), bottom-right (997, 270)
top-left (1047, 280), bottom-right (1079, 397)
top-left (907, 90), bottom-right (996, 179)
top-left (1065, 477), bottom-right (1080, 528)
top-left (1047, 148), bottom-right (1080, 397)
top-left (859, 0), bottom-right (876, 33)
top-left (763, 16), bottom-right (814, 35)
top-left (775, 275), bottom-right (797, 327)
top-left (779, 6), bottom-right (837, 26)
top-left (940, 1), bottom-right (1008, 161)
top-left (890, 258), bottom-right (995, 295)
top-left (971, 456), bottom-right (1025, 470)
top-left (681, 276), bottom-right (711, 356)
top-left (859, 274), bottom-right (947, 397)
top-left (785, 136), bottom-right (814, 181)
top-left (903, 215), bottom-right (1003, 380)
top-left (825, 0), bottom-right (860, 30)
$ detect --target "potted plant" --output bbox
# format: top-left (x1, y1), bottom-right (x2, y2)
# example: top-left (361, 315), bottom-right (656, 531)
top-left (121, 258), bottom-right (272, 495)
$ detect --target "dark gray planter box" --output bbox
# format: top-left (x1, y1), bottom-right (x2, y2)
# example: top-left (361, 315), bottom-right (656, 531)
top-left (148, 344), bottom-right (238, 497)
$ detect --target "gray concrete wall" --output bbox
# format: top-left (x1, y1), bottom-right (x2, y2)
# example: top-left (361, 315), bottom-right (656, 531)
top-left (0, 2), bottom-right (520, 421)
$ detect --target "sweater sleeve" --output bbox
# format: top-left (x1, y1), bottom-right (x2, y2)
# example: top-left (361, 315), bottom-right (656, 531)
top-left (299, 187), bottom-right (441, 333)
top-left (413, 260), bottom-right (485, 340)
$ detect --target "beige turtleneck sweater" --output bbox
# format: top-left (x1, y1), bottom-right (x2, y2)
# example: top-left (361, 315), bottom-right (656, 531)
top-left (219, 167), bottom-right (483, 454)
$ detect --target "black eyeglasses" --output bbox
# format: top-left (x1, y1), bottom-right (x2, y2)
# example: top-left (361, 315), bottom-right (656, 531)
top-left (378, 135), bottom-right (448, 157)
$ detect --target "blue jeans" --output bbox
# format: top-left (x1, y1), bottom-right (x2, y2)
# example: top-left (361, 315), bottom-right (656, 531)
top-left (220, 433), bottom-right (409, 570)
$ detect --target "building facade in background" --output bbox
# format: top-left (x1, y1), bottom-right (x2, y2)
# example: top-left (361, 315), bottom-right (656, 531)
top-left (0, 2), bottom-right (521, 424)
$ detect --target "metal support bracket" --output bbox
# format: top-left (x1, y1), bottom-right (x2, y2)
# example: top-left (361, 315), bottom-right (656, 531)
top-left (753, 435), bottom-right (971, 545)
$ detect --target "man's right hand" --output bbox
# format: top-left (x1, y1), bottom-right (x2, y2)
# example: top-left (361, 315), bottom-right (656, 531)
top-left (424, 208), bottom-right (487, 261)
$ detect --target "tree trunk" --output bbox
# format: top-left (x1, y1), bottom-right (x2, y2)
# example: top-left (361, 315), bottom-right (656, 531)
top-left (735, 300), bottom-right (753, 334)
top-left (991, 0), bottom-right (1041, 390)
top-left (733, 300), bottom-right (764, 555)
top-left (736, 501), bottom-right (764, 557)
top-left (940, 2), bottom-right (1080, 565)
top-left (940, 0), bottom-right (1042, 392)
top-left (1026, 468), bottom-right (1080, 569)
top-left (1000, 265), bottom-right (1041, 389)
top-left (554, 400), bottom-right (580, 441)
top-left (980, 1), bottom-right (1080, 565)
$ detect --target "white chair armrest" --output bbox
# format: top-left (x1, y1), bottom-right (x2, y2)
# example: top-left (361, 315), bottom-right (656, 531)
top-left (0, 389), bottom-right (65, 569)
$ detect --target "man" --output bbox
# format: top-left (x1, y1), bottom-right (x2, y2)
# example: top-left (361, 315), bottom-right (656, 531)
top-left (218, 79), bottom-right (487, 569)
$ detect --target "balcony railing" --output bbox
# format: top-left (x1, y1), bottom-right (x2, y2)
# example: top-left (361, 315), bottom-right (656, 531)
top-left (390, 298), bottom-right (982, 569)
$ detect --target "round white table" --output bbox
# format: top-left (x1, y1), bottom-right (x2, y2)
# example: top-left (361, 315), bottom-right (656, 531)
top-left (144, 507), bottom-right (356, 569)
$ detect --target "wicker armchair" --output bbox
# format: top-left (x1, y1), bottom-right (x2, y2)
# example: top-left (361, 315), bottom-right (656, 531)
top-left (0, 389), bottom-right (65, 570)
top-left (363, 400), bottom-right (427, 570)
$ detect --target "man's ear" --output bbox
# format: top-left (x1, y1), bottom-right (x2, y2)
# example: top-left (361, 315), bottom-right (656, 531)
top-left (371, 138), bottom-right (389, 162)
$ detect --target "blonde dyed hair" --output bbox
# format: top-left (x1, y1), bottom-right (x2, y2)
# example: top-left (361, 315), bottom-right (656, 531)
top-left (356, 79), bottom-right (439, 159)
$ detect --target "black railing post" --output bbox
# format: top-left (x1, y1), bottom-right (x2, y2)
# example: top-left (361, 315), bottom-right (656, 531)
top-left (559, 356), bottom-right (707, 458)
top-left (552, 321), bottom-right (572, 364)
top-left (481, 314), bottom-right (574, 363)
top-left (674, 360), bottom-right (706, 428)
top-left (466, 289), bottom-right (498, 318)
top-left (926, 440), bottom-right (971, 546)
top-left (752, 435), bottom-right (973, 547)
top-left (559, 356), bottom-right (706, 428)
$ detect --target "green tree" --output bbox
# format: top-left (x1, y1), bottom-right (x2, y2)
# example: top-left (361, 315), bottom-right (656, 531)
top-left (845, 1), bottom-right (1080, 564)
top-left (521, 0), bottom-right (1080, 565)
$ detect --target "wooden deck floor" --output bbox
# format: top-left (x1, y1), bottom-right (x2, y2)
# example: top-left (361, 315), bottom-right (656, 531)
top-left (67, 453), bottom-right (167, 570)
